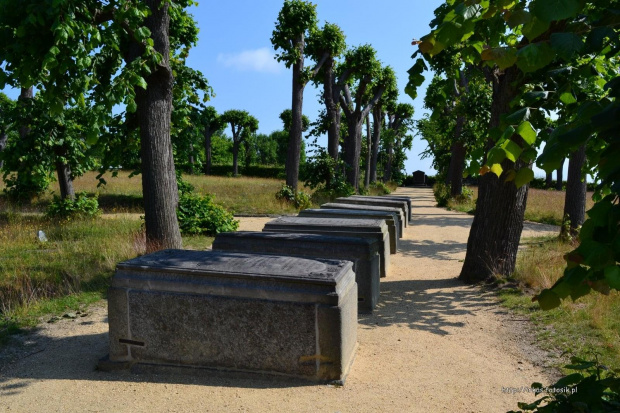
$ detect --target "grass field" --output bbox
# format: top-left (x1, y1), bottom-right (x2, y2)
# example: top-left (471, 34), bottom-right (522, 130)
top-left (447, 186), bottom-right (595, 226)
top-left (499, 239), bottom-right (620, 372)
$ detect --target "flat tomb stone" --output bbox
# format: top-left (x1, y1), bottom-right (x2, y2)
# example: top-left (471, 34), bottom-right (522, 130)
top-left (263, 216), bottom-right (390, 278)
top-left (341, 196), bottom-right (410, 226)
top-left (100, 249), bottom-right (357, 383)
top-left (212, 231), bottom-right (380, 312)
top-left (321, 203), bottom-right (404, 236)
top-left (298, 208), bottom-right (399, 253)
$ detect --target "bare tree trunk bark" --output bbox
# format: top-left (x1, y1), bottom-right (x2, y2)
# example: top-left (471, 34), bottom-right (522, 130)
top-left (365, 115), bottom-right (371, 190)
top-left (323, 56), bottom-right (340, 161)
top-left (0, 131), bottom-right (6, 170)
top-left (204, 125), bottom-right (212, 175)
top-left (448, 139), bottom-right (466, 197)
top-left (286, 34), bottom-right (305, 192)
top-left (232, 141), bottom-right (240, 177)
top-left (561, 144), bottom-right (587, 236)
top-left (189, 143), bottom-right (195, 174)
top-left (545, 172), bottom-right (553, 189)
top-left (556, 158), bottom-right (565, 190)
top-left (370, 106), bottom-right (381, 184)
top-left (344, 115), bottom-right (362, 191)
top-left (130, 0), bottom-right (181, 251)
top-left (460, 66), bottom-right (528, 282)
top-left (55, 160), bottom-right (75, 201)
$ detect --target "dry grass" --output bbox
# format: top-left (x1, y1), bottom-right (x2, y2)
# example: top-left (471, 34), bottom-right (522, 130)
top-left (499, 239), bottom-right (620, 370)
top-left (447, 186), bottom-right (595, 226)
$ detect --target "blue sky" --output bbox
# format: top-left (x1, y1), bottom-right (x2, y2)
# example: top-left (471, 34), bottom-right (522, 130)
top-left (188, 0), bottom-right (443, 175)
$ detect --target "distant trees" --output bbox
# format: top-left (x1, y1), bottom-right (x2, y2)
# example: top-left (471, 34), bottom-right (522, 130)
top-left (221, 110), bottom-right (259, 177)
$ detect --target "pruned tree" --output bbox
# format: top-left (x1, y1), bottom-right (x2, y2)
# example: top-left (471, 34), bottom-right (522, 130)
top-left (221, 110), bottom-right (258, 177)
top-left (200, 106), bottom-right (225, 175)
top-left (382, 103), bottom-right (415, 183)
top-left (271, 0), bottom-right (327, 191)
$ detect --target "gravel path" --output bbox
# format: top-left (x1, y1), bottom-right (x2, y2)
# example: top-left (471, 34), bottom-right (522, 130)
top-left (0, 187), bottom-right (559, 412)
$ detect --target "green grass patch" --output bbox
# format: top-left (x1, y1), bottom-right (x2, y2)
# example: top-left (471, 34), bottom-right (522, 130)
top-left (497, 238), bottom-right (620, 372)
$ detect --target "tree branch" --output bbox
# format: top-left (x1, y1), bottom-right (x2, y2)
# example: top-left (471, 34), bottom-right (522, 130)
top-left (310, 52), bottom-right (329, 78)
top-left (361, 84), bottom-right (386, 121)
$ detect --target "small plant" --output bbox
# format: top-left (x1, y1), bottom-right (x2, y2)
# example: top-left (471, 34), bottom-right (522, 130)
top-left (372, 181), bottom-right (392, 195)
top-left (509, 354), bottom-right (620, 413)
top-left (177, 192), bottom-right (239, 235)
top-left (433, 182), bottom-right (451, 207)
top-left (275, 184), bottom-right (312, 210)
top-left (45, 192), bottom-right (100, 220)
top-left (176, 172), bottom-right (195, 195)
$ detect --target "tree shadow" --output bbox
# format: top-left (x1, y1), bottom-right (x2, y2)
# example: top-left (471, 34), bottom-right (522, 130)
top-left (359, 278), bottom-right (496, 336)
top-left (397, 238), bottom-right (467, 261)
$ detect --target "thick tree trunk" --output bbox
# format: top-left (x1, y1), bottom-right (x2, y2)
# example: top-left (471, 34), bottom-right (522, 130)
top-left (556, 158), bottom-right (565, 190)
top-left (545, 172), bottom-right (553, 189)
top-left (130, 0), bottom-right (182, 251)
top-left (370, 106), bottom-right (381, 183)
top-left (448, 139), bottom-right (466, 197)
top-left (365, 115), bottom-right (371, 190)
top-left (383, 142), bottom-right (394, 183)
top-left (562, 144), bottom-right (587, 236)
top-left (343, 115), bottom-right (362, 191)
top-left (18, 87), bottom-right (33, 140)
top-left (460, 66), bottom-right (528, 282)
top-left (204, 126), bottom-right (212, 175)
top-left (243, 139), bottom-right (252, 170)
top-left (55, 160), bottom-right (75, 201)
top-left (286, 35), bottom-right (305, 192)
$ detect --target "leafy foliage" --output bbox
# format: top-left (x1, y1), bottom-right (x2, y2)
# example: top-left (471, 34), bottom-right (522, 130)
top-left (177, 193), bottom-right (238, 236)
top-left (274, 184), bottom-right (312, 210)
top-left (45, 192), bottom-right (100, 220)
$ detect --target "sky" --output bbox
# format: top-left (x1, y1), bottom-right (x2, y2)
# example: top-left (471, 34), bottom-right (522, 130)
top-left (186, 0), bottom-right (443, 176)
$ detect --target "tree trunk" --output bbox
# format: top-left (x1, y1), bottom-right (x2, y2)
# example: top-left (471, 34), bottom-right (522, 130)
top-left (55, 160), bottom-right (75, 201)
top-left (18, 87), bottom-right (33, 140)
top-left (562, 144), bottom-right (587, 237)
top-left (370, 106), bottom-right (381, 183)
top-left (232, 141), bottom-right (240, 177)
top-left (243, 139), bottom-right (252, 170)
top-left (556, 158), bottom-right (565, 190)
top-left (130, 0), bottom-right (182, 251)
top-left (448, 139), bottom-right (466, 197)
top-left (460, 66), bottom-right (528, 282)
top-left (343, 114), bottom-right (362, 191)
top-left (383, 141), bottom-right (394, 183)
top-left (189, 143), bottom-right (195, 174)
top-left (365, 115), bottom-right (371, 190)
top-left (323, 57), bottom-right (340, 161)
top-left (204, 125), bottom-right (212, 175)
top-left (0, 131), bottom-right (6, 170)
top-left (545, 172), bottom-right (553, 189)
top-left (285, 34), bottom-right (305, 192)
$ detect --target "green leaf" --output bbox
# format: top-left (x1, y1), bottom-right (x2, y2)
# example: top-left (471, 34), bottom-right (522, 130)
top-left (537, 289), bottom-right (561, 310)
top-left (551, 32), bottom-right (585, 61)
top-left (559, 88), bottom-right (577, 104)
top-left (501, 139), bottom-right (523, 162)
top-left (127, 101), bottom-right (137, 113)
top-left (487, 147), bottom-right (507, 165)
top-left (506, 9), bottom-right (532, 28)
top-left (516, 42), bottom-right (556, 72)
top-left (490, 163), bottom-right (503, 177)
top-left (604, 266), bottom-right (620, 290)
top-left (530, 0), bottom-right (583, 22)
top-left (515, 168), bottom-right (534, 188)
top-left (505, 108), bottom-right (530, 124)
top-left (516, 121), bottom-right (537, 145)
top-left (522, 16), bottom-right (550, 41)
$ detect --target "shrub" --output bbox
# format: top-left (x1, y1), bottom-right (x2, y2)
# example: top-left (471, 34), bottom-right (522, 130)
top-left (177, 193), bottom-right (239, 236)
top-left (372, 181), bottom-right (391, 195)
top-left (176, 172), bottom-right (195, 195)
top-left (46, 192), bottom-right (100, 220)
top-left (275, 184), bottom-right (312, 210)
top-left (433, 182), bottom-right (451, 207)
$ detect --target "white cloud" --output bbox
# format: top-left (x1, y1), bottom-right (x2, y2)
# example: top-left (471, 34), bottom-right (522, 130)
top-left (216, 48), bottom-right (283, 74)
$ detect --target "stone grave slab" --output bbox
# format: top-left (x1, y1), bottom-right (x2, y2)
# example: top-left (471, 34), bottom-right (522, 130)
top-left (342, 196), bottom-right (410, 226)
top-left (321, 203), bottom-right (405, 235)
top-left (212, 231), bottom-right (380, 312)
top-left (298, 208), bottom-right (399, 253)
top-left (99, 249), bottom-right (357, 383)
top-left (263, 217), bottom-right (391, 278)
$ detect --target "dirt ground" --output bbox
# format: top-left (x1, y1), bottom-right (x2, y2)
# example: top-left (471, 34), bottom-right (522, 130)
top-left (0, 187), bottom-right (561, 412)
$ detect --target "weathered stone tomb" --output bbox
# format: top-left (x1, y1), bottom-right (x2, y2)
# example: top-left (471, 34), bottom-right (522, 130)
top-left (212, 231), bottom-right (381, 312)
top-left (320, 202), bottom-right (405, 235)
top-left (263, 216), bottom-right (390, 278)
top-left (338, 196), bottom-right (410, 226)
top-left (298, 208), bottom-right (399, 253)
top-left (100, 249), bottom-right (358, 383)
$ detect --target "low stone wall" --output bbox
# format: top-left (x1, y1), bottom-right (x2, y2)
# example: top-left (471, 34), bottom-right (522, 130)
top-left (337, 196), bottom-right (409, 227)
top-left (321, 203), bottom-right (405, 235)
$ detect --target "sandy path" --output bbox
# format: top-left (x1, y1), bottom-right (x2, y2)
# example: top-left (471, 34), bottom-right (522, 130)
top-left (0, 187), bottom-right (559, 412)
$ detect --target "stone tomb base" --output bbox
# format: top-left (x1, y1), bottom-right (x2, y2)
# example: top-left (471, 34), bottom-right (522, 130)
top-left (99, 249), bottom-right (358, 383)
top-left (213, 231), bottom-right (381, 312)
